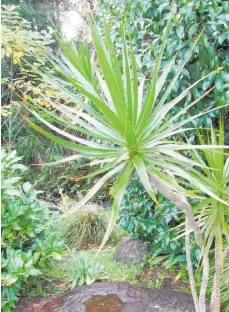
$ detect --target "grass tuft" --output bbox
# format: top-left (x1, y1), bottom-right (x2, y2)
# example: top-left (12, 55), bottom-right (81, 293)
top-left (60, 204), bottom-right (111, 249)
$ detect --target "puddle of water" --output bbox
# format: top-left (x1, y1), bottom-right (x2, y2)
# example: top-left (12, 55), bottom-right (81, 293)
top-left (84, 294), bottom-right (124, 312)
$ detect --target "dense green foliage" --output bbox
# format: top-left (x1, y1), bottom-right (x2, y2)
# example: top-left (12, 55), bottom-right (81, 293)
top-left (99, 0), bottom-right (229, 135)
top-left (119, 175), bottom-right (200, 268)
top-left (1, 0), bottom-right (60, 32)
top-left (1, 150), bottom-right (64, 311)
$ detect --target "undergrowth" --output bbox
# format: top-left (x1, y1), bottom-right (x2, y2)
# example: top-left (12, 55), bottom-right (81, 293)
top-left (60, 206), bottom-right (111, 249)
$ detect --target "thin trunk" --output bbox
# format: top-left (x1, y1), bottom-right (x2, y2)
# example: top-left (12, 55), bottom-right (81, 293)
top-left (210, 245), bottom-right (229, 312)
top-left (199, 252), bottom-right (209, 312)
top-left (149, 176), bottom-right (205, 312)
top-left (210, 241), bottom-right (221, 312)
top-left (185, 223), bottom-right (199, 312)
top-left (149, 176), bottom-right (202, 246)
top-left (223, 246), bottom-right (229, 258)
top-left (8, 54), bottom-right (13, 150)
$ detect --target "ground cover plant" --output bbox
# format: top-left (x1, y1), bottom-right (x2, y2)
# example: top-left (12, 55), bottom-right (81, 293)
top-left (23, 5), bottom-right (229, 311)
top-left (17, 247), bottom-right (144, 304)
top-left (14, 246), bottom-right (229, 311)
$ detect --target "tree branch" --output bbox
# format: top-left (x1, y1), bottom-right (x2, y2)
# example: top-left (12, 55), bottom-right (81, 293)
top-left (149, 176), bottom-right (202, 246)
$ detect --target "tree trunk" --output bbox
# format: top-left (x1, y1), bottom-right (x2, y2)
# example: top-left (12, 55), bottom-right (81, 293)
top-left (210, 245), bottom-right (229, 312)
top-left (149, 176), bottom-right (202, 246)
top-left (8, 54), bottom-right (13, 150)
top-left (149, 176), bottom-right (210, 312)
top-left (185, 224), bottom-right (199, 312)
top-left (210, 241), bottom-right (221, 312)
top-left (199, 252), bottom-right (209, 312)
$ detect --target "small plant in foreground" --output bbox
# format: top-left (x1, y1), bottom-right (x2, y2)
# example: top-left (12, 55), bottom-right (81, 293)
top-left (63, 250), bottom-right (107, 288)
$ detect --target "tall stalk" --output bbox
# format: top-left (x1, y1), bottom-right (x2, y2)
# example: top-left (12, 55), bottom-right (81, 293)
top-left (8, 54), bottom-right (13, 150)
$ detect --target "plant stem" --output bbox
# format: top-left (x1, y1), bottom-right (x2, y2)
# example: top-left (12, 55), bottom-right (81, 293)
top-left (211, 241), bottom-right (221, 312)
top-left (185, 223), bottom-right (199, 312)
top-left (149, 176), bottom-right (202, 246)
top-left (9, 54), bottom-right (13, 150)
top-left (149, 176), bottom-right (210, 312)
top-left (210, 242), bottom-right (227, 312)
top-left (199, 252), bottom-right (209, 312)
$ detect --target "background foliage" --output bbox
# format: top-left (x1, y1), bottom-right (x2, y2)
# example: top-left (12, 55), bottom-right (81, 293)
top-left (99, 0), bottom-right (229, 139)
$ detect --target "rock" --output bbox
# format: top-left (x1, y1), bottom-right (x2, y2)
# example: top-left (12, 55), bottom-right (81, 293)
top-left (53, 282), bottom-right (195, 312)
top-left (15, 282), bottom-right (196, 312)
top-left (114, 236), bottom-right (148, 264)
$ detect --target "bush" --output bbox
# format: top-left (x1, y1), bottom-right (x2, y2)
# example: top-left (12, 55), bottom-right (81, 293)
top-left (1, 149), bottom-right (64, 311)
top-left (60, 204), bottom-right (111, 249)
top-left (119, 175), bottom-right (200, 269)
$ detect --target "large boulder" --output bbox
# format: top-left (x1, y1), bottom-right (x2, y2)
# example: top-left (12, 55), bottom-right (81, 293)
top-left (114, 236), bottom-right (148, 264)
top-left (55, 282), bottom-right (195, 312)
top-left (15, 282), bottom-right (196, 312)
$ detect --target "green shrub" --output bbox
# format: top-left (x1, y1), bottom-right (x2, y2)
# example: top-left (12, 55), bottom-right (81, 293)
top-left (119, 175), bottom-right (200, 268)
top-left (1, 149), bottom-right (64, 311)
top-left (60, 205), bottom-right (111, 249)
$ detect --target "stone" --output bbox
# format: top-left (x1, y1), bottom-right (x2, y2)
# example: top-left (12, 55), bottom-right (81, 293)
top-left (114, 236), bottom-right (148, 264)
top-left (15, 282), bottom-right (196, 312)
top-left (54, 282), bottom-right (195, 312)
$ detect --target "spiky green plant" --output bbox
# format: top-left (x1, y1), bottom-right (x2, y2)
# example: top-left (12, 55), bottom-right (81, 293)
top-left (24, 11), bottom-right (228, 312)
top-left (190, 120), bottom-right (229, 311)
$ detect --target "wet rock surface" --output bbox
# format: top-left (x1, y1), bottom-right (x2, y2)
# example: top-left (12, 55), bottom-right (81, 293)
top-left (16, 282), bottom-right (195, 312)
top-left (54, 282), bottom-right (195, 312)
top-left (114, 236), bottom-right (148, 264)
top-left (84, 294), bottom-right (124, 312)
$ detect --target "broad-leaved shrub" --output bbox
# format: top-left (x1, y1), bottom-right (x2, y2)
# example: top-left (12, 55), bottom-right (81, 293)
top-left (1, 149), bottom-right (64, 311)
